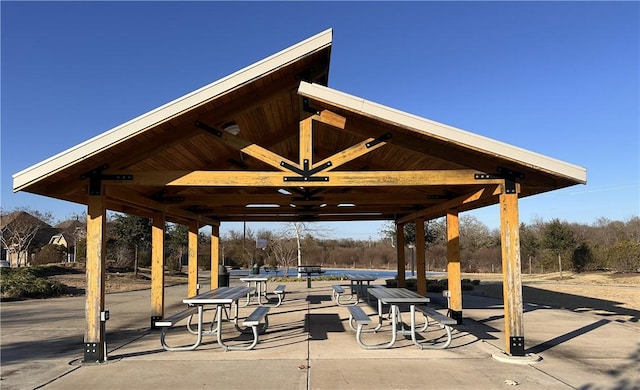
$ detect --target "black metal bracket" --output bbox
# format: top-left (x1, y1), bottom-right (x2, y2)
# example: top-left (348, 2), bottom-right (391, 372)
top-left (83, 342), bottom-right (104, 363)
top-left (365, 133), bottom-right (392, 148)
top-left (302, 97), bottom-right (320, 115)
top-left (150, 191), bottom-right (185, 203)
top-left (151, 315), bottom-right (162, 330)
top-left (510, 336), bottom-right (525, 356)
top-left (281, 159), bottom-right (331, 182)
top-left (80, 165), bottom-right (133, 195)
top-left (194, 121), bottom-right (222, 137)
top-left (448, 310), bottom-right (463, 325)
top-left (474, 166), bottom-right (524, 194)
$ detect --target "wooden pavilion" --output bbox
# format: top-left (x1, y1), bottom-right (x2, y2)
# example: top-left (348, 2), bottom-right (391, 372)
top-left (13, 29), bottom-right (586, 362)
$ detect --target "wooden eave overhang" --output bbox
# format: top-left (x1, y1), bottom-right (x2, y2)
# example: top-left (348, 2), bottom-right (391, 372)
top-left (12, 28), bottom-right (586, 226)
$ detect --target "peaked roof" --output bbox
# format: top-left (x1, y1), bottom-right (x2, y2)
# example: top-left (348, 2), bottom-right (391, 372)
top-left (13, 29), bottom-right (586, 226)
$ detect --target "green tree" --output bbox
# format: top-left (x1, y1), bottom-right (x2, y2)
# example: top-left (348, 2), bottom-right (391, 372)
top-left (572, 243), bottom-right (593, 272)
top-left (165, 223), bottom-right (189, 272)
top-left (542, 219), bottom-right (576, 278)
top-left (520, 223), bottom-right (540, 274)
top-left (109, 214), bottom-right (151, 275)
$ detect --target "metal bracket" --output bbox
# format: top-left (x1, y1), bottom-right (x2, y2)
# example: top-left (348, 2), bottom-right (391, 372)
top-left (302, 97), bottom-right (320, 115)
top-left (449, 310), bottom-right (463, 325)
top-left (151, 191), bottom-right (185, 203)
top-left (81, 165), bottom-right (132, 195)
top-left (510, 336), bottom-right (525, 356)
top-left (281, 159), bottom-right (331, 182)
top-left (474, 167), bottom-right (524, 194)
top-left (194, 121), bottom-right (222, 137)
top-left (151, 315), bottom-right (162, 330)
top-left (84, 342), bottom-right (104, 363)
top-left (365, 133), bottom-right (392, 148)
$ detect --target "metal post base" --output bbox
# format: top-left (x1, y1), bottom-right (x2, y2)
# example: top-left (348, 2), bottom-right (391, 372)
top-left (449, 309), bottom-right (463, 325)
top-left (510, 336), bottom-right (525, 356)
top-left (151, 315), bottom-right (162, 330)
top-left (83, 342), bottom-right (105, 363)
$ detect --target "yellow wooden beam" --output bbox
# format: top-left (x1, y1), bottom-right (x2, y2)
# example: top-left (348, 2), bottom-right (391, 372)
top-left (313, 136), bottom-right (388, 171)
top-left (84, 190), bottom-right (107, 362)
top-left (188, 221), bottom-right (199, 298)
top-left (211, 225), bottom-right (220, 290)
top-left (500, 187), bottom-right (525, 356)
top-left (396, 223), bottom-right (406, 288)
top-left (300, 117), bottom-right (313, 167)
top-left (106, 169), bottom-right (495, 187)
top-left (446, 210), bottom-right (462, 323)
top-left (317, 110), bottom-right (346, 129)
top-left (397, 185), bottom-right (501, 224)
top-left (151, 212), bottom-right (165, 325)
top-left (415, 218), bottom-right (426, 296)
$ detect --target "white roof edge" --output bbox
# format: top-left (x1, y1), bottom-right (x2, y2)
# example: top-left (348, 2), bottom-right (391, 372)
top-left (13, 29), bottom-right (334, 192)
top-left (298, 81), bottom-right (587, 184)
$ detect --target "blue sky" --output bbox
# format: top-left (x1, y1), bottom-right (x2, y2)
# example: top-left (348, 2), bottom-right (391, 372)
top-left (2, 1), bottom-right (638, 239)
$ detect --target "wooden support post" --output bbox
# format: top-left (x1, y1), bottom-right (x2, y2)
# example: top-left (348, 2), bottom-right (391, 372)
top-left (446, 210), bottom-right (463, 324)
top-left (396, 223), bottom-right (406, 288)
top-left (84, 190), bottom-right (107, 363)
top-left (187, 221), bottom-right (199, 298)
top-left (415, 218), bottom-right (427, 296)
top-left (150, 212), bottom-right (165, 328)
top-left (500, 187), bottom-right (525, 356)
top-left (299, 117), bottom-right (313, 166)
top-left (211, 225), bottom-right (220, 290)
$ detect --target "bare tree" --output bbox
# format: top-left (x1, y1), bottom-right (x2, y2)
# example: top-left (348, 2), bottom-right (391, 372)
top-left (0, 208), bottom-right (54, 267)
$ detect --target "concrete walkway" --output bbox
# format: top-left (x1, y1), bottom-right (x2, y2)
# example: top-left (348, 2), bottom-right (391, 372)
top-left (1, 276), bottom-right (638, 389)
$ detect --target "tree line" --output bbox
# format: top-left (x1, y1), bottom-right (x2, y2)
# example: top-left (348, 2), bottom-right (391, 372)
top-left (3, 207), bottom-right (639, 275)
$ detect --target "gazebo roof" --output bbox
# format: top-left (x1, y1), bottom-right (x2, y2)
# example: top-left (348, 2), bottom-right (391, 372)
top-left (13, 28), bottom-right (586, 226)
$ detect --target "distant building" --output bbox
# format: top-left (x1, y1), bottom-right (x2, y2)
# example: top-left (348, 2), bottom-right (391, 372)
top-left (0, 211), bottom-right (85, 267)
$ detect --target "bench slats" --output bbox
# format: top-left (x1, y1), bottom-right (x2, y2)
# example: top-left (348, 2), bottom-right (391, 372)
top-left (416, 306), bottom-right (457, 325)
top-left (347, 305), bottom-right (371, 325)
top-left (155, 307), bottom-right (199, 328)
top-left (243, 306), bottom-right (270, 326)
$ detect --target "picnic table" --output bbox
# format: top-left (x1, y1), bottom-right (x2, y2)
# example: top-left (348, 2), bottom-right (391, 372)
top-left (358, 287), bottom-right (431, 349)
top-left (344, 273), bottom-right (377, 302)
top-left (157, 286), bottom-right (270, 351)
top-left (240, 276), bottom-right (269, 306)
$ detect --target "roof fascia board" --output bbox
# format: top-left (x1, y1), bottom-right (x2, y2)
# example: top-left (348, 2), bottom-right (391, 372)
top-left (13, 29), bottom-right (333, 192)
top-left (298, 81), bottom-right (587, 184)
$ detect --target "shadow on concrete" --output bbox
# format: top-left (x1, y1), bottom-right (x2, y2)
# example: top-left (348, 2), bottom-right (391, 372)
top-left (474, 283), bottom-right (639, 322)
top-left (528, 318), bottom-right (611, 354)
top-left (306, 294), bottom-right (331, 304)
top-left (305, 313), bottom-right (345, 340)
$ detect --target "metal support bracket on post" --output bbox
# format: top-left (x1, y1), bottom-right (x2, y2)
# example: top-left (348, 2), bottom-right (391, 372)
top-left (474, 167), bottom-right (524, 194)
top-left (81, 165), bottom-right (133, 195)
top-left (281, 159), bottom-right (331, 182)
top-left (151, 315), bottom-right (162, 330)
top-left (510, 336), bottom-right (525, 356)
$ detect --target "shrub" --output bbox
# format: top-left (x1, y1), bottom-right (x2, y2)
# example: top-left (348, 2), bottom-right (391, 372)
top-left (1, 267), bottom-right (66, 300)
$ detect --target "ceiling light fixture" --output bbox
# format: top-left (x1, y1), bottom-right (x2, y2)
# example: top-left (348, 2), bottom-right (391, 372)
top-left (223, 121), bottom-right (240, 135)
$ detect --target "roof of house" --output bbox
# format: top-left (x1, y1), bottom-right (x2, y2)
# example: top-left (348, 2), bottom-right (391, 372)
top-left (12, 28), bottom-right (586, 226)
